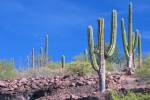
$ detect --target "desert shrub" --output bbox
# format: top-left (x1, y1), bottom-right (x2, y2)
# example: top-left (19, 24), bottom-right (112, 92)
top-left (136, 55), bottom-right (150, 80)
top-left (73, 53), bottom-right (88, 62)
top-left (110, 90), bottom-right (150, 100)
top-left (66, 61), bottom-right (94, 75)
top-left (47, 62), bottom-right (61, 69)
top-left (106, 61), bottom-right (114, 71)
top-left (0, 60), bottom-right (16, 79)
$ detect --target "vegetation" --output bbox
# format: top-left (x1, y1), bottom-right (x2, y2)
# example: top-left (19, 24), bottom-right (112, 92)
top-left (45, 33), bottom-right (49, 66)
top-left (0, 60), bottom-right (16, 79)
top-left (88, 10), bottom-right (117, 92)
top-left (110, 90), bottom-right (150, 100)
top-left (66, 61), bottom-right (94, 75)
top-left (73, 53), bottom-right (88, 62)
top-left (136, 55), bottom-right (150, 80)
top-left (121, 3), bottom-right (141, 74)
top-left (32, 48), bottom-right (35, 68)
top-left (0, 2), bottom-right (147, 100)
top-left (61, 55), bottom-right (65, 68)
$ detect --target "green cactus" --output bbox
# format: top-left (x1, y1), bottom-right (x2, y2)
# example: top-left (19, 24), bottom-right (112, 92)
top-left (32, 48), bottom-right (35, 68)
top-left (11, 58), bottom-right (15, 67)
top-left (138, 33), bottom-right (142, 68)
top-left (121, 2), bottom-right (139, 74)
top-left (26, 56), bottom-right (30, 70)
top-left (84, 49), bottom-right (89, 62)
top-left (61, 55), bottom-right (65, 68)
top-left (39, 47), bottom-right (43, 67)
top-left (45, 33), bottom-right (49, 66)
top-left (88, 10), bottom-right (117, 92)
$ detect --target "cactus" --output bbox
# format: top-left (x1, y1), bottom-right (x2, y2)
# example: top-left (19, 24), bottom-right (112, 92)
top-left (26, 56), bottom-right (30, 70)
top-left (39, 47), bottom-right (43, 67)
top-left (88, 10), bottom-right (117, 92)
top-left (45, 33), bottom-right (49, 66)
top-left (61, 55), bottom-right (65, 68)
top-left (138, 33), bottom-right (142, 67)
top-left (32, 48), bottom-right (35, 68)
top-left (11, 58), bottom-right (15, 67)
top-left (121, 2), bottom-right (139, 74)
top-left (84, 49), bottom-right (89, 62)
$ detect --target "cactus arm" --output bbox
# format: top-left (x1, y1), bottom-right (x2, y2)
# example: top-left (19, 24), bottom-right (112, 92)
top-left (133, 30), bottom-right (138, 51)
top-left (138, 33), bottom-right (142, 67)
top-left (88, 26), bottom-right (99, 72)
top-left (97, 18), bottom-right (105, 53)
top-left (84, 49), bottom-right (89, 62)
top-left (128, 2), bottom-right (133, 54)
top-left (105, 10), bottom-right (117, 57)
top-left (121, 18), bottom-right (129, 58)
top-left (132, 32), bottom-right (135, 47)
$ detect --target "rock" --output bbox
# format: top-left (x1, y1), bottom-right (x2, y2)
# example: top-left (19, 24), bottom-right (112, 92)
top-left (31, 83), bottom-right (39, 89)
top-left (76, 81), bottom-right (84, 86)
top-left (70, 83), bottom-right (76, 87)
top-left (70, 94), bottom-right (79, 99)
top-left (0, 81), bottom-right (7, 87)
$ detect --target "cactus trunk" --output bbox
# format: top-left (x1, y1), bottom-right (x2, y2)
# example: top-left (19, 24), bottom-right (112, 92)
top-left (98, 19), bottom-right (105, 92)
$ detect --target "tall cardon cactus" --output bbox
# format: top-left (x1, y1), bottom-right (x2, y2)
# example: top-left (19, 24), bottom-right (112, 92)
top-left (32, 48), bottom-right (35, 68)
top-left (88, 10), bottom-right (117, 92)
top-left (39, 47), bottom-right (43, 67)
top-left (27, 56), bottom-right (30, 70)
top-left (61, 55), bottom-right (65, 68)
top-left (121, 2), bottom-right (139, 74)
top-left (45, 33), bottom-right (49, 66)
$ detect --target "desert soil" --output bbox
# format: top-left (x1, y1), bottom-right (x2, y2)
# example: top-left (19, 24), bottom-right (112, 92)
top-left (0, 73), bottom-right (149, 100)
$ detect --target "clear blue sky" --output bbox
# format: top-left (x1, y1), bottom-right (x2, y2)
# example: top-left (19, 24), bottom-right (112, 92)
top-left (0, 0), bottom-right (149, 67)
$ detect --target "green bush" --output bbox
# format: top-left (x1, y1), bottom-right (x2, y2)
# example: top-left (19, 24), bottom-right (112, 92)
top-left (136, 55), bottom-right (150, 80)
top-left (110, 90), bottom-right (150, 100)
top-left (0, 60), bottom-right (16, 79)
top-left (47, 62), bottom-right (61, 69)
top-left (66, 61), bottom-right (94, 75)
top-left (73, 53), bottom-right (88, 62)
top-left (106, 61), bottom-right (114, 71)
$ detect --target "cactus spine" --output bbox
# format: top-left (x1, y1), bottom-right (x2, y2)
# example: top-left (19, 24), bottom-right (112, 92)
top-left (121, 2), bottom-right (139, 74)
top-left (61, 55), bottom-right (65, 68)
top-left (88, 10), bottom-right (117, 92)
top-left (138, 33), bottom-right (142, 67)
top-left (45, 33), bottom-right (49, 66)
top-left (32, 48), bottom-right (35, 68)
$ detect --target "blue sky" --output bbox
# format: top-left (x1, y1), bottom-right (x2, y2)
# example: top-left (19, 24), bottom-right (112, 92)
top-left (0, 0), bottom-right (149, 67)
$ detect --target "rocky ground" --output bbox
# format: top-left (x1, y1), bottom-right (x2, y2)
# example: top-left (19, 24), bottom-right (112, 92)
top-left (0, 73), bottom-right (149, 100)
